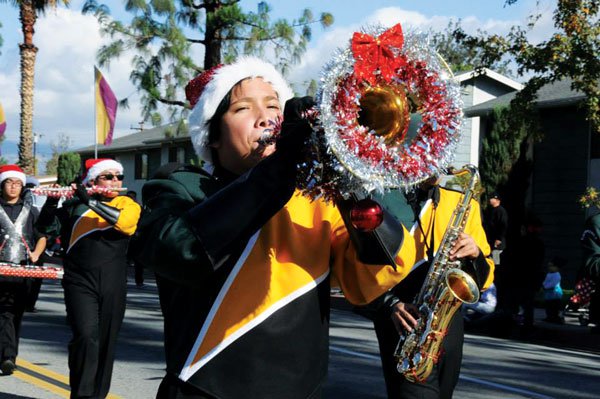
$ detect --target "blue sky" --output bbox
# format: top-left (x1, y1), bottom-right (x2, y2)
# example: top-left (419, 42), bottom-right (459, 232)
top-left (0, 0), bottom-right (555, 171)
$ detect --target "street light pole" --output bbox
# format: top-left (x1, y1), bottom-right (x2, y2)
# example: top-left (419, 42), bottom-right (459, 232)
top-left (33, 132), bottom-right (43, 176)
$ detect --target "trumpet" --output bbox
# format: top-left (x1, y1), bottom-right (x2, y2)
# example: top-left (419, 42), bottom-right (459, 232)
top-left (30, 186), bottom-right (128, 199)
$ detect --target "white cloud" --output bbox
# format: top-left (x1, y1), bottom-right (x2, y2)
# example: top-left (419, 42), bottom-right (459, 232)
top-left (0, 5), bottom-right (144, 153)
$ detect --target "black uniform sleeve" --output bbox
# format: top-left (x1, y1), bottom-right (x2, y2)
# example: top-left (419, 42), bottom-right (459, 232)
top-left (185, 151), bottom-right (298, 269)
top-left (36, 196), bottom-right (61, 237)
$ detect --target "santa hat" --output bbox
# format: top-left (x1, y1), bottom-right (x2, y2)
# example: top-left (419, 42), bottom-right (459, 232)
top-left (0, 164), bottom-right (26, 186)
top-left (82, 158), bottom-right (123, 185)
top-left (186, 56), bottom-right (294, 167)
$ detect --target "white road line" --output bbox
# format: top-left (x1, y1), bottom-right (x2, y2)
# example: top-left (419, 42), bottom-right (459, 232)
top-left (459, 375), bottom-right (555, 399)
top-left (329, 345), bottom-right (555, 399)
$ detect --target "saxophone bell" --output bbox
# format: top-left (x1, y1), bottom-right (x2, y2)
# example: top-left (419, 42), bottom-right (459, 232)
top-left (446, 268), bottom-right (480, 304)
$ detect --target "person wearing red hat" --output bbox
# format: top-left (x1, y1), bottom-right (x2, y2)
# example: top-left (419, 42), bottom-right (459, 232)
top-left (37, 158), bottom-right (141, 397)
top-left (129, 56), bottom-right (419, 398)
top-left (0, 165), bottom-right (47, 375)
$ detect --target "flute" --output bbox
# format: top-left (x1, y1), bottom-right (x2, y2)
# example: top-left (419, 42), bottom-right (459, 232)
top-left (30, 186), bottom-right (128, 198)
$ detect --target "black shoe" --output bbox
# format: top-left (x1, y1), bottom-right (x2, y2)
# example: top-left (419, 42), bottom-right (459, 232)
top-left (25, 307), bottom-right (37, 313)
top-left (1, 359), bottom-right (16, 375)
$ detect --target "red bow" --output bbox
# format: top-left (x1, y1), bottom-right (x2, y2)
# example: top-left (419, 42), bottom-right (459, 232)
top-left (351, 23), bottom-right (405, 85)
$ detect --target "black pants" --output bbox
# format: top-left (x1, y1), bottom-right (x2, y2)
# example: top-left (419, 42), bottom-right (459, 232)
top-left (0, 279), bottom-right (28, 362)
top-left (373, 312), bottom-right (464, 399)
top-left (156, 373), bottom-right (323, 399)
top-left (62, 263), bottom-right (127, 399)
top-left (25, 278), bottom-right (42, 310)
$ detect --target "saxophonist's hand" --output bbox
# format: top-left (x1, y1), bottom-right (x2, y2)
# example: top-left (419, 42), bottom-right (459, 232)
top-left (391, 302), bottom-right (420, 334)
top-left (449, 232), bottom-right (480, 261)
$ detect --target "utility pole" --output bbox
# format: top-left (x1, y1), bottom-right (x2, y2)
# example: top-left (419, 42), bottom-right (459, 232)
top-left (33, 132), bottom-right (43, 176)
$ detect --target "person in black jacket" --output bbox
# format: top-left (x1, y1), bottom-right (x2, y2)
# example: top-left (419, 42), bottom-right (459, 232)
top-left (132, 56), bottom-right (421, 399)
top-left (0, 165), bottom-right (47, 376)
top-left (483, 192), bottom-right (508, 264)
top-left (581, 212), bottom-right (600, 333)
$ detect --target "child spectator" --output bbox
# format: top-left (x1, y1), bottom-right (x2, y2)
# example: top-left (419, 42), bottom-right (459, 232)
top-left (543, 256), bottom-right (566, 324)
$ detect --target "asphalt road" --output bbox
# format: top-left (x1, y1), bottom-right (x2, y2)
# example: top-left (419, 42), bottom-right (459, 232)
top-left (1, 277), bottom-right (598, 398)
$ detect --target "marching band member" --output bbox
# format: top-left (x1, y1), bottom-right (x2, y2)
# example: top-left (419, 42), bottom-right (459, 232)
top-left (37, 159), bottom-right (141, 398)
top-left (366, 177), bottom-right (494, 399)
top-left (131, 57), bottom-right (418, 398)
top-left (0, 165), bottom-right (46, 375)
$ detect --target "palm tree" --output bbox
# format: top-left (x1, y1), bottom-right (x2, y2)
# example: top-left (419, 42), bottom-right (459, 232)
top-left (1, 0), bottom-right (69, 174)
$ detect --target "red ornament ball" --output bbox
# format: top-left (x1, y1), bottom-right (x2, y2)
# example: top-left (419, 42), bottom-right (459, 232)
top-left (350, 199), bottom-right (384, 232)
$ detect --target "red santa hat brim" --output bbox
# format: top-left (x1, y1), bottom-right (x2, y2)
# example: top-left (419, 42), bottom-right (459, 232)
top-left (0, 165), bottom-right (26, 186)
top-left (82, 159), bottom-right (123, 185)
top-left (187, 56), bottom-right (293, 169)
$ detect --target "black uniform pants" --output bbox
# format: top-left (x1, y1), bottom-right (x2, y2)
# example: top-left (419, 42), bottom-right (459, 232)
top-left (0, 279), bottom-right (28, 362)
top-left (373, 311), bottom-right (464, 399)
top-left (62, 263), bottom-right (127, 399)
top-left (156, 373), bottom-right (323, 399)
top-left (25, 278), bottom-right (42, 310)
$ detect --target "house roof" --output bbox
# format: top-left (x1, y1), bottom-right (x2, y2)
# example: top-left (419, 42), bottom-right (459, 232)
top-left (454, 68), bottom-right (523, 91)
top-left (76, 123), bottom-right (189, 155)
top-left (464, 78), bottom-right (586, 117)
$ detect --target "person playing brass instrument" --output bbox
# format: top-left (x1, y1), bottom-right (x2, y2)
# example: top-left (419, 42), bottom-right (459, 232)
top-left (128, 57), bottom-right (423, 399)
top-left (37, 158), bottom-right (141, 398)
top-left (359, 175), bottom-right (494, 399)
top-left (0, 165), bottom-right (47, 376)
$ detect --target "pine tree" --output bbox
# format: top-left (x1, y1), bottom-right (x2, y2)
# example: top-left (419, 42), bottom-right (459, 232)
top-left (56, 152), bottom-right (81, 186)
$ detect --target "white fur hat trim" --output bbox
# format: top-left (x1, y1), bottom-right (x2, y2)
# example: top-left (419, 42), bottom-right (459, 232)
top-left (188, 56), bottom-right (294, 168)
top-left (83, 159), bottom-right (124, 185)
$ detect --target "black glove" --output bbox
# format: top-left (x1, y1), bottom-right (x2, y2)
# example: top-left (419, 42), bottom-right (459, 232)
top-left (277, 96), bottom-right (315, 162)
top-left (73, 177), bottom-right (90, 205)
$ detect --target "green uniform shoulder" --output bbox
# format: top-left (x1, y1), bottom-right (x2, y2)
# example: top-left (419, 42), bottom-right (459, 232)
top-left (141, 163), bottom-right (213, 209)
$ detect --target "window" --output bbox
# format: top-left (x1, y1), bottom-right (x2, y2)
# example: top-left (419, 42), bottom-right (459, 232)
top-left (168, 146), bottom-right (185, 163)
top-left (147, 148), bottom-right (162, 178)
top-left (135, 153), bottom-right (148, 180)
top-left (184, 143), bottom-right (199, 164)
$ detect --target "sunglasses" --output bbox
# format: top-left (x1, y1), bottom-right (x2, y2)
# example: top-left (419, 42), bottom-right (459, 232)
top-left (98, 174), bottom-right (125, 181)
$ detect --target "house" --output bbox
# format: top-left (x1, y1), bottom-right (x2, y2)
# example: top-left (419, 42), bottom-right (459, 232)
top-left (76, 123), bottom-right (196, 196)
top-left (465, 78), bottom-right (598, 286)
top-left (450, 68), bottom-right (523, 169)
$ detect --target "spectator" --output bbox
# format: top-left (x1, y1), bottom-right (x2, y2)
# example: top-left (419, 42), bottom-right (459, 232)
top-left (542, 257), bottom-right (565, 324)
top-left (464, 283), bottom-right (497, 324)
top-left (511, 214), bottom-right (546, 335)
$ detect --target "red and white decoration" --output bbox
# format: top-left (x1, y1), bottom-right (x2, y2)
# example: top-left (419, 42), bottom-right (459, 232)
top-left (298, 23), bottom-right (463, 201)
top-left (0, 263), bottom-right (64, 279)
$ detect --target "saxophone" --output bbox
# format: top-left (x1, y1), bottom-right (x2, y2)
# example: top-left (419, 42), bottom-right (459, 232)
top-left (394, 165), bottom-right (481, 383)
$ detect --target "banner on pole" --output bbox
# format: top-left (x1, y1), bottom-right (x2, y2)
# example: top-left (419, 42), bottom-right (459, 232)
top-left (95, 67), bottom-right (118, 146)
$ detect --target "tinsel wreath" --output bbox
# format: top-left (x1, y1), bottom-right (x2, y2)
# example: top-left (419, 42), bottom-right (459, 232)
top-left (295, 23), bottom-right (463, 202)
